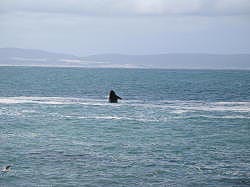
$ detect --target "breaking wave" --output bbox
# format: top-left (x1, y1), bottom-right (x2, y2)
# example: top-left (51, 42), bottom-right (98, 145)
top-left (0, 96), bottom-right (249, 112)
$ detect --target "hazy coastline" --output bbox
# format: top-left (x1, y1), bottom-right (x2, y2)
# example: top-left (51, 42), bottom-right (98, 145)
top-left (1, 48), bottom-right (250, 70)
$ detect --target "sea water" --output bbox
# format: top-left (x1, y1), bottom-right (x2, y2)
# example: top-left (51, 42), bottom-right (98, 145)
top-left (0, 67), bottom-right (249, 187)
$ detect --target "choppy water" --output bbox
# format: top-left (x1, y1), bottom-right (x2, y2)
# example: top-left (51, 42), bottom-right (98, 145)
top-left (0, 67), bottom-right (250, 186)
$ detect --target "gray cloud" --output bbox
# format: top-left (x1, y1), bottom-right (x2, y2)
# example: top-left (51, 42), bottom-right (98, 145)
top-left (1, 0), bottom-right (250, 55)
top-left (1, 0), bottom-right (250, 16)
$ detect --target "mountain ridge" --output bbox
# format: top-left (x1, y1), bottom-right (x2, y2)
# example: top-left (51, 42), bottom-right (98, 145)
top-left (0, 48), bottom-right (250, 69)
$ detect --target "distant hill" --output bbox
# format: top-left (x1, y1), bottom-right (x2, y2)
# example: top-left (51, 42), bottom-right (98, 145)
top-left (0, 48), bottom-right (250, 69)
top-left (82, 53), bottom-right (250, 69)
top-left (0, 48), bottom-right (84, 67)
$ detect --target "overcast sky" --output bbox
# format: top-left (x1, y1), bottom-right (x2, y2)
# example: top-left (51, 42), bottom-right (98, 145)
top-left (0, 0), bottom-right (250, 56)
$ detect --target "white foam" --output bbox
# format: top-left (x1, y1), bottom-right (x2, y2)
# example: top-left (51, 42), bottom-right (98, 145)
top-left (1, 97), bottom-right (249, 122)
top-left (66, 115), bottom-right (133, 121)
top-left (158, 100), bottom-right (250, 112)
top-left (198, 115), bottom-right (250, 119)
top-left (64, 115), bottom-right (161, 122)
top-left (0, 97), bottom-right (249, 113)
top-left (0, 97), bottom-right (105, 105)
top-left (2, 132), bottom-right (39, 139)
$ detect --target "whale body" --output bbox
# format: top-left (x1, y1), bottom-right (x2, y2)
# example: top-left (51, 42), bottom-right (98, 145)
top-left (108, 90), bottom-right (122, 103)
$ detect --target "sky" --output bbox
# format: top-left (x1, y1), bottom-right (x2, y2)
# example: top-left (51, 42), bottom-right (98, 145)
top-left (0, 0), bottom-right (250, 56)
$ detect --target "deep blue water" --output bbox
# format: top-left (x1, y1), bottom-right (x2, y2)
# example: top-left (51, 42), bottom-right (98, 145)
top-left (0, 67), bottom-right (249, 186)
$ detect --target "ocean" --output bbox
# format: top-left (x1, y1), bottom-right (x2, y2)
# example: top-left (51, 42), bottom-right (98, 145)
top-left (0, 67), bottom-right (249, 186)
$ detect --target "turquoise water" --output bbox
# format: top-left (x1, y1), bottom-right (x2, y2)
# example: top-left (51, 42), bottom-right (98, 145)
top-left (0, 67), bottom-right (249, 186)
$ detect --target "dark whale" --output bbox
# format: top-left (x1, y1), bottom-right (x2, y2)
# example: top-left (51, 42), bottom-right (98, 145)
top-left (1, 165), bottom-right (11, 172)
top-left (109, 90), bottom-right (122, 103)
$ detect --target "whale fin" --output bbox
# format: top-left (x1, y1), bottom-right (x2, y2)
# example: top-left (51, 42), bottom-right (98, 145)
top-left (109, 90), bottom-right (122, 103)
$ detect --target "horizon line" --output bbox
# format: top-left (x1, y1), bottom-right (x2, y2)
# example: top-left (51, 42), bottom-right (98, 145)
top-left (1, 47), bottom-right (250, 57)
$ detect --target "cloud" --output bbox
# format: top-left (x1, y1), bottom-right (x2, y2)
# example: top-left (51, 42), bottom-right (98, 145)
top-left (0, 0), bottom-right (250, 17)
